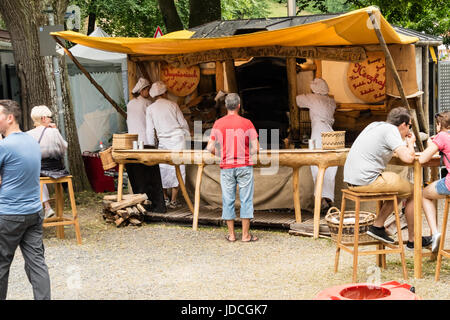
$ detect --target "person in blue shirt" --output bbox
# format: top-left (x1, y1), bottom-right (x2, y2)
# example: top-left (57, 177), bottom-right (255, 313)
top-left (0, 99), bottom-right (51, 300)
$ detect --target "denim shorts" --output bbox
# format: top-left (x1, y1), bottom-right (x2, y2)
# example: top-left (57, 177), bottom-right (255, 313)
top-left (220, 166), bottom-right (254, 220)
top-left (435, 177), bottom-right (450, 195)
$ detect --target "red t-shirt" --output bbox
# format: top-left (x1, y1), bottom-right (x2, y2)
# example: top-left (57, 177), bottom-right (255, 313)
top-left (432, 131), bottom-right (450, 190)
top-left (210, 114), bottom-right (258, 169)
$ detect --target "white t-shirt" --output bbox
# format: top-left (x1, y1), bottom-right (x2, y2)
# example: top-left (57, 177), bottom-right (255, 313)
top-left (344, 122), bottom-right (405, 186)
top-left (126, 95), bottom-right (152, 144)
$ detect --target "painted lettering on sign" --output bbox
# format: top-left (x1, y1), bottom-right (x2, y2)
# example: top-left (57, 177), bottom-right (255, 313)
top-left (160, 63), bottom-right (200, 97)
top-left (347, 51), bottom-right (386, 103)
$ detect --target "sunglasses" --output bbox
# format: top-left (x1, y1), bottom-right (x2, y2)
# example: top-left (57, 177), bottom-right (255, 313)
top-left (408, 123), bottom-right (412, 129)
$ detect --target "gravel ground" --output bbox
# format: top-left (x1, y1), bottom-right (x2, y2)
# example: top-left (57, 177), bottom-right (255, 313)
top-left (4, 191), bottom-right (450, 300)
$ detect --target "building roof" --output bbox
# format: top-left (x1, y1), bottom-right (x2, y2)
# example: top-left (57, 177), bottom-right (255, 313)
top-left (190, 13), bottom-right (443, 46)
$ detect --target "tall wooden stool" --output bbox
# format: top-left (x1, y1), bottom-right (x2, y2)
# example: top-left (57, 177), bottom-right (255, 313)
top-left (435, 196), bottom-right (450, 281)
top-left (40, 176), bottom-right (82, 244)
top-left (334, 189), bottom-right (408, 282)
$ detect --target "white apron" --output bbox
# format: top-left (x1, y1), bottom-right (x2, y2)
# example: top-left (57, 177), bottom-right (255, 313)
top-left (158, 132), bottom-right (186, 189)
top-left (296, 93), bottom-right (337, 201)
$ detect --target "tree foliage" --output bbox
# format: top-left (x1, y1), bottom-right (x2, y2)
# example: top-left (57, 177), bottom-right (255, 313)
top-left (292, 0), bottom-right (449, 44)
top-left (70, 0), bottom-right (273, 37)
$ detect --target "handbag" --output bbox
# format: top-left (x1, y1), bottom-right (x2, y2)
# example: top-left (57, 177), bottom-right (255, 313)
top-left (38, 127), bottom-right (69, 179)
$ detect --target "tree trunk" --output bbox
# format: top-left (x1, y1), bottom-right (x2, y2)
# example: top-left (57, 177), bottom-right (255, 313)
top-left (157, 0), bottom-right (184, 33)
top-left (189, 0), bottom-right (221, 28)
top-left (0, 0), bottom-right (51, 130)
top-left (87, 0), bottom-right (96, 35)
top-left (0, 0), bottom-right (92, 192)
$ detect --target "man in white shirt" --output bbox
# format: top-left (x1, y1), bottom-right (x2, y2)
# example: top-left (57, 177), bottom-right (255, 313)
top-left (344, 107), bottom-right (432, 250)
top-left (126, 77), bottom-right (166, 213)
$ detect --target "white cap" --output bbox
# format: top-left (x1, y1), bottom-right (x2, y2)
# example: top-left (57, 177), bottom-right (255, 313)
top-left (310, 78), bottom-right (329, 95)
top-left (131, 77), bottom-right (151, 94)
top-left (150, 81), bottom-right (167, 98)
top-left (214, 90), bottom-right (226, 101)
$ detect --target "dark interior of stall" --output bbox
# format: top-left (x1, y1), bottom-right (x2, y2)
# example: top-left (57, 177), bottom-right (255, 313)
top-left (235, 57), bottom-right (290, 149)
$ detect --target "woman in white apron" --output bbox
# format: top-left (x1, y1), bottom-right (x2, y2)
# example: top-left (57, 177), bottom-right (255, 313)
top-left (146, 81), bottom-right (190, 209)
top-left (296, 78), bottom-right (337, 213)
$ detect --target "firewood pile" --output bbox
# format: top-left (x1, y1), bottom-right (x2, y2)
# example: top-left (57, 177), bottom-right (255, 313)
top-left (102, 193), bottom-right (150, 227)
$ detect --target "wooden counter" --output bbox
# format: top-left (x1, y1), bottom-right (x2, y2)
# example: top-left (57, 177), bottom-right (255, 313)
top-left (112, 148), bottom-right (349, 238)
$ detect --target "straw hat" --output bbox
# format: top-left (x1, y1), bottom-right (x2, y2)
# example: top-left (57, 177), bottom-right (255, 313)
top-left (131, 77), bottom-right (151, 94)
top-left (150, 81), bottom-right (167, 98)
top-left (310, 78), bottom-right (329, 95)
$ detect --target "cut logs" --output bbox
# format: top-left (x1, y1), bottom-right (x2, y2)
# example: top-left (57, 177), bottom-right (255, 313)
top-left (102, 193), bottom-right (150, 227)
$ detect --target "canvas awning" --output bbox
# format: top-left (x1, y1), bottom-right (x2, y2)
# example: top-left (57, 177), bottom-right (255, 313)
top-left (51, 6), bottom-right (418, 56)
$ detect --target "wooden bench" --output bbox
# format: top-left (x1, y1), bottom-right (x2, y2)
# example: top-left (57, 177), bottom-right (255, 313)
top-left (436, 196), bottom-right (450, 281)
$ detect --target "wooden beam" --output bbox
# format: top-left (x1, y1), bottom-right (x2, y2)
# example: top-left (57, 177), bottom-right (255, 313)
top-left (129, 45), bottom-right (367, 66)
top-left (422, 45), bottom-right (430, 133)
top-left (314, 60), bottom-right (322, 78)
top-left (287, 57), bottom-right (300, 142)
top-left (127, 58), bottom-right (138, 102)
top-left (53, 36), bottom-right (127, 119)
top-left (368, 10), bottom-right (423, 151)
top-left (215, 61), bottom-right (224, 92)
top-left (224, 59), bottom-right (237, 93)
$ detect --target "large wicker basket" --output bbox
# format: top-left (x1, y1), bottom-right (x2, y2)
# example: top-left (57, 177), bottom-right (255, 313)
top-left (321, 131), bottom-right (345, 149)
top-left (325, 207), bottom-right (376, 244)
top-left (112, 133), bottom-right (138, 150)
top-left (99, 147), bottom-right (117, 171)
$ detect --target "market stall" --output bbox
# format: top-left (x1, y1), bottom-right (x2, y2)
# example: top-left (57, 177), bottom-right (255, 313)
top-left (52, 6), bottom-right (433, 240)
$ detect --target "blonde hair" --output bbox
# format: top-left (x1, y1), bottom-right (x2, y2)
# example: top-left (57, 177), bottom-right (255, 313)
top-left (31, 105), bottom-right (52, 126)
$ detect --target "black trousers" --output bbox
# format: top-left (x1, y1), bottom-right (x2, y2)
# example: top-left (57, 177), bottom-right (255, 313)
top-left (125, 163), bottom-right (167, 213)
top-left (0, 211), bottom-right (51, 300)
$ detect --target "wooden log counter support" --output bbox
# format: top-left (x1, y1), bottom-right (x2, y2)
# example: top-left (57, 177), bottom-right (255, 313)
top-left (389, 153), bottom-right (440, 279)
top-left (112, 149), bottom-right (349, 236)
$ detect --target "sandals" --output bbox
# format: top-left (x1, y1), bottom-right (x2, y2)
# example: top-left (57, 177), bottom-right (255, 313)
top-left (225, 235), bottom-right (236, 242)
top-left (241, 234), bottom-right (258, 242)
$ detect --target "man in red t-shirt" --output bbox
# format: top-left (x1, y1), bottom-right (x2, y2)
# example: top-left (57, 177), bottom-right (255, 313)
top-left (207, 93), bottom-right (259, 242)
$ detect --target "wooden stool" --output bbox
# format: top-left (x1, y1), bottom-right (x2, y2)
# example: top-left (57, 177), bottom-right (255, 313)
top-left (334, 189), bottom-right (408, 282)
top-left (435, 196), bottom-right (450, 281)
top-left (40, 176), bottom-right (82, 244)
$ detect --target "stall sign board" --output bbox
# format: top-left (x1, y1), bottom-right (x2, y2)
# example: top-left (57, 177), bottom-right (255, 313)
top-left (347, 51), bottom-right (386, 103)
top-left (161, 63), bottom-right (200, 97)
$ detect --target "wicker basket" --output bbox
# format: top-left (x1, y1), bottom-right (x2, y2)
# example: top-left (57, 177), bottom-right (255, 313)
top-left (321, 131), bottom-right (345, 149)
top-left (325, 207), bottom-right (376, 244)
top-left (99, 147), bottom-right (117, 171)
top-left (112, 133), bottom-right (138, 150)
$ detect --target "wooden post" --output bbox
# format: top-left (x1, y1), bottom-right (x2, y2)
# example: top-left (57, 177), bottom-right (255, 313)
top-left (292, 167), bottom-right (301, 223)
top-left (314, 60), bottom-right (322, 78)
top-left (175, 165), bottom-right (194, 214)
top-left (422, 45), bottom-right (430, 133)
top-left (215, 61), bottom-right (225, 92)
top-left (117, 163), bottom-right (124, 202)
top-left (193, 164), bottom-right (204, 231)
top-left (368, 10), bottom-right (423, 151)
top-left (287, 57), bottom-right (300, 143)
top-left (224, 59), bottom-right (238, 93)
top-left (52, 36), bottom-right (127, 119)
top-left (137, 61), bottom-right (152, 84)
top-left (128, 58), bottom-right (138, 102)
top-left (313, 166), bottom-right (326, 239)
top-left (413, 159), bottom-right (423, 278)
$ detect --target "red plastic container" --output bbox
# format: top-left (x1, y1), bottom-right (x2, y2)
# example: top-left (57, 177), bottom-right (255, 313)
top-left (82, 152), bottom-right (116, 193)
top-left (315, 281), bottom-right (420, 300)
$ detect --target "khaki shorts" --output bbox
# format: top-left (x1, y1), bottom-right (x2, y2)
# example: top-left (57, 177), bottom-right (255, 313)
top-left (348, 171), bottom-right (413, 198)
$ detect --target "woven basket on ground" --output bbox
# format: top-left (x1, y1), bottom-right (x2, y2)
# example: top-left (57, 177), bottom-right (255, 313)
top-left (321, 131), bottom-right (345, 149)
top-left (325, 206), bottom-right (376, 244)
top-left (112, 133), bottom-right (138, 150)
top-left (99, 147), bottom-right (117, 171)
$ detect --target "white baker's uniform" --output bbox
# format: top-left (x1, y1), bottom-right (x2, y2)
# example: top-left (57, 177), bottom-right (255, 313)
top-left (126, 95), bottom-right (152, 144)
top-left (296, 93), bottom-right (337, 201)
top-left (146, 98), bottom-right (190, 188)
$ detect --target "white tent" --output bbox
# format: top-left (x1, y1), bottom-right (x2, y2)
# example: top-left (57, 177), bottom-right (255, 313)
top-left (63, 27), bottom-right (128, 152)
